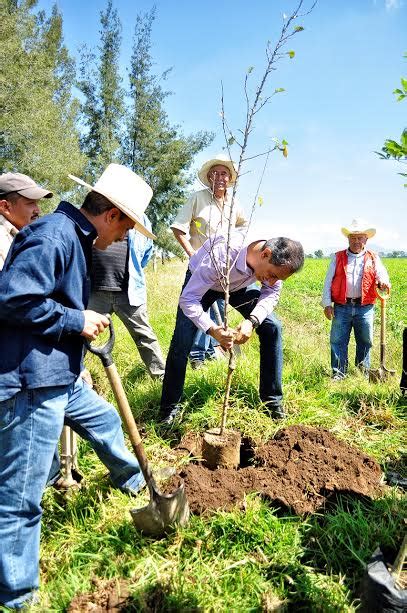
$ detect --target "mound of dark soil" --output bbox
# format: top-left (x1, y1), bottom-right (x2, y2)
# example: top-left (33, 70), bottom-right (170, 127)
top-left (68, 578), bottom-right (131, 612)
top-left (173, 425), bottom-right (383, 515)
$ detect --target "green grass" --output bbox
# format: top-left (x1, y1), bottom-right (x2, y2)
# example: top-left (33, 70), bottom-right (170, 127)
top-left (33, 257), bottom-right (406, 612)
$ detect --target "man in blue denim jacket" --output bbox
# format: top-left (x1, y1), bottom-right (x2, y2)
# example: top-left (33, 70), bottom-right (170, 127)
top-left (0, 164), bottom-right (154, 610)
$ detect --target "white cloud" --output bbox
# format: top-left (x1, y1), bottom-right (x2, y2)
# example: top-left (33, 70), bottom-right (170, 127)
top-left (385, 0), bottom-right (403, 10)
top-left (246, 220), bottom-right (406, 254)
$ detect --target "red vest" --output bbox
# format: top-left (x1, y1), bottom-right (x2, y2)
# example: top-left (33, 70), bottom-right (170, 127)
top-left (331, 250), bottom-right (377, 305)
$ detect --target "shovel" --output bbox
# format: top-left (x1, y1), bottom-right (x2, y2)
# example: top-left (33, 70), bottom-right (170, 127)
top-left (58, 426), bottom-right (82, 489)
top-left (369, 287), bottom-right (396, 383)
top-left (86, 319), bottom-right (189, 537)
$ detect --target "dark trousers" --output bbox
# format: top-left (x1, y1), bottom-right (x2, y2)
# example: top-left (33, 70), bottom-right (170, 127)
top-left (160, 273), bottom-right (283, 415)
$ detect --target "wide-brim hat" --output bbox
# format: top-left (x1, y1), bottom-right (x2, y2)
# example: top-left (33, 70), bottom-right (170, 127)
top-left (68, 164), bottom-right (155, 239)
top-left (341, 219), bottom-right (376, 239)
top-left (198, 154), bottom-right (238, 188)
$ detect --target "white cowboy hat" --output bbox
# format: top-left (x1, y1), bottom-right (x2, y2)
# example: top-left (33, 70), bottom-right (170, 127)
top-left (68, 164), bottom-right (155, 239)
top-left (341, 218), bottom-right (376, 239)
top-left (198, 154), bottom-right (238, 188)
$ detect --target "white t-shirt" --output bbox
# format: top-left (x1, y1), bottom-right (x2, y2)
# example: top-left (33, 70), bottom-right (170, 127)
top-left (171, 188), bottom-right (248, 251)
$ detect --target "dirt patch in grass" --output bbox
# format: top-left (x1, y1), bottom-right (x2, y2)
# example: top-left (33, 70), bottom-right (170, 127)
top-left (172, 425), bottom-right (383, 515)
top-left (68, 578), bottom-right (199, 612)
top-left (67, 577), bottom-right (131, 612)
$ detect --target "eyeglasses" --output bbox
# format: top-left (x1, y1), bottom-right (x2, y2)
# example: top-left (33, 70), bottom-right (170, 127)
top-left (208, 171), bottom-right (230, 178)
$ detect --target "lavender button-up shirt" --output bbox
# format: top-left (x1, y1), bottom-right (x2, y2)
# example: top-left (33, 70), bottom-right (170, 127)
top-left (179, 233), bottom-right (282, 332)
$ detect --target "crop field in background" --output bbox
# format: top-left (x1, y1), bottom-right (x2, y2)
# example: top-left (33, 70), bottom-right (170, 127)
top-left (37, 257), bottom-right (406, 612)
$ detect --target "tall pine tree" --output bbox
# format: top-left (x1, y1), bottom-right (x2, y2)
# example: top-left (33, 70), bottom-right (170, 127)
top-left (0, 0), bottom-right (84, 199)
top-left (78, 0), bottom-right (124, 180)
top-left (122, 8), bottom-right (213, 232)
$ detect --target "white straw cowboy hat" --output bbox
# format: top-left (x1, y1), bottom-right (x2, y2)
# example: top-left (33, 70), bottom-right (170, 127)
top-left (341, 219), bottom-right (376, 239)
top-left (68, 164), bottom-right (155, 239)
top-left (198, 154), bottom-right (238, 188)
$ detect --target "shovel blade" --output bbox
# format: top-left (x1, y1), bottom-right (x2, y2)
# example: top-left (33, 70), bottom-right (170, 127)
top-left (130, 482), bottom-right (189, 537)
top-left (369, 367), bottom-right (396, 383)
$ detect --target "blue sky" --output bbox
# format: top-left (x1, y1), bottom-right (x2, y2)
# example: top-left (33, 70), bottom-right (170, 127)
top-left (38, 0), bottom-right (406, 253)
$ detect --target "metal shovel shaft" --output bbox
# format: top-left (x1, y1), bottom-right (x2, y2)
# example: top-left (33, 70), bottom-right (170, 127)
top-left (59, 426), bottom-right (81, 488)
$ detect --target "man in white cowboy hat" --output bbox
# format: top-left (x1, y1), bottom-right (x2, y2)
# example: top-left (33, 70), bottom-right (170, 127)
top-left (322, 218), bottom-right (390, 380)
top-left (0, 164), bottom-right (154, 609)
top-left (0, 172), bottom-right (53, 270)
top-left (171, 153), bottom-right (248, 369)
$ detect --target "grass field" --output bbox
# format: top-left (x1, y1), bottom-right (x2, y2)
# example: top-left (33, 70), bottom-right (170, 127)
top-left (36, 257), bottom-right (406, 612)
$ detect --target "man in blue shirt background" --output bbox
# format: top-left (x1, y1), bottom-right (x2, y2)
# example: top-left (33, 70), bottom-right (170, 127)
top-left (88, 213), bottom-right (165, 380)
top-left (0, 164), bottom-right (154, 610)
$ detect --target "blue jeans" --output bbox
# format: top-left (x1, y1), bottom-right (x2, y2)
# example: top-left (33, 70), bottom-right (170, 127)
top-left (0, 377), bottom-right (144, 609)
top-left (189, 299), bottom-right (224, 362)
top-left (330, 303), bottom-right (374, 376)
top-left (160, 276), bottom-right (283, 415)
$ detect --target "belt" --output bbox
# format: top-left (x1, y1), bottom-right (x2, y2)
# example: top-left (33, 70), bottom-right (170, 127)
top-left (346, 297), bottom-right (361, 305)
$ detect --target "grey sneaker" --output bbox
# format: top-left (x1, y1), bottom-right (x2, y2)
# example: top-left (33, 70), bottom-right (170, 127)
top-left (119, 477), bottom-right (147, 497)
top-left (190, 359), bottom-right (204, 370)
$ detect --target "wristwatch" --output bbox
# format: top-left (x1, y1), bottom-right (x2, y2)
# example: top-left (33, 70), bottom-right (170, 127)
top-left (248, 314), bottom-right (260, 329)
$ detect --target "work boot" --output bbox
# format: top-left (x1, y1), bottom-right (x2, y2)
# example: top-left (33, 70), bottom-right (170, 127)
top-left (160, 404), bottom-right (183, 426)
top-left (53, 468), bottom-right (83, 492)
top-left (263, 402), bottom-right (286, 420)
top-left (190, 359), bottom-right (204, 370)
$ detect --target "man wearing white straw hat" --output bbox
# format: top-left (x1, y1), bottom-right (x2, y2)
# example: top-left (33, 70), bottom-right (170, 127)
top-left (0, 164), bottom-right (154, 609)
top-left (171, 154), bottom-right (248, 369)
top-left (321, 219), bottom-right (390, 380)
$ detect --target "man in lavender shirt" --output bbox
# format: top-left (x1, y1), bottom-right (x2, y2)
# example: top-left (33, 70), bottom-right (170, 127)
top-left (160, 233), bottom-right (304, 423)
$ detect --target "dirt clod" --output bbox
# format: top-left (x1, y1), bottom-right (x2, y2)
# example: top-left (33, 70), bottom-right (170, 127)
top-left (173, 425), bottom-right (383, 515)
top-left (68, 578), bottom-right (131, 612)
top-left (202, 428), bottom-right (241, 469)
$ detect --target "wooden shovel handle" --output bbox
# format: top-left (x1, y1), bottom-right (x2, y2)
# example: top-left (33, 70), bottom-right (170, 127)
top-left (104, 363), bottom-right (153, 484)
top-left (86, 318), bottom-right (154, 486)
top-left (376, 286), bottom-right (390, 302)
top-left (392, 534), bottom-right (407, 583)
